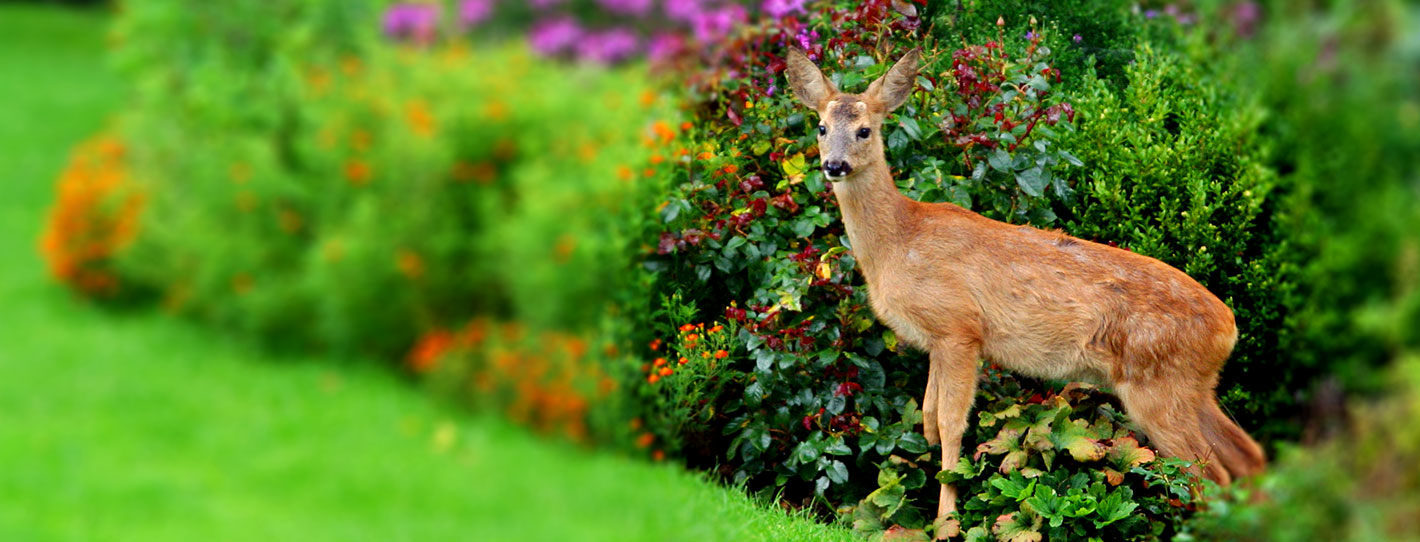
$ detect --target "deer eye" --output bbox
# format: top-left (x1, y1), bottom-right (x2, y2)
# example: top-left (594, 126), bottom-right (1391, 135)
top-left (817, 125), bottom-right (827, 136)
top-left (856, 127), bottom-right (871, 139)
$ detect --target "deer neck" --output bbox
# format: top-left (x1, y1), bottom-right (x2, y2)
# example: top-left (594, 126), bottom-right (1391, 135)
top-left (831, 160), bottom-right (908, 281)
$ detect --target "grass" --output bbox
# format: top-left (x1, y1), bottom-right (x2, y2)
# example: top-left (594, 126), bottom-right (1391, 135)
top-left (0, 5), bottom-right (858, 541)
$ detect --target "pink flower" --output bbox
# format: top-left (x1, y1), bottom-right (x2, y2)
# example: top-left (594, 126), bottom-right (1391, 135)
top-left (691, 5), bottom-right (745, 43)
top-left (761, 0), bottom-right (806, 18)
top-left (458, 0), bottom-right (494, 29)
top-left (576, 28), bottom-right (640, 65)
top-left (646, 33), bottom-right (685, 63)
top-left (528, 17), bottom-right (583, 56)
top-left (663, 0), bottom-right (704, 23)
top-left (382, 3), bottom-right (441, 43)
top-left (596, 0), bottom-right (653, 16)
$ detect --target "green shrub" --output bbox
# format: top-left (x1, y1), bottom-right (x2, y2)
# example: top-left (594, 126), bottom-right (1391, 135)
top-left (1055, 40), bottom-right (1303, 439)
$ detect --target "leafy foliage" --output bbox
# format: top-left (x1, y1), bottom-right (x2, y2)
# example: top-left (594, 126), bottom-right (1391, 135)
top-left (1057, 41), bottom-right (1302, 438)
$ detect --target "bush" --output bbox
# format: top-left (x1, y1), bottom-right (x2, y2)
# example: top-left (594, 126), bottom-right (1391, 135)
top-left (105, 0), bottom-right (673, 356)
top-left (1056, 40), bottom-right (1302, 439)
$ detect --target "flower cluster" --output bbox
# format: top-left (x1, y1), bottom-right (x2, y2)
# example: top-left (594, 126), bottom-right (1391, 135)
top-left (410, 319), bottom-right (616, 442)
top-left (39, 135), bottom-right (144, 297)
top-left (641, 321), bottom-right (732, 384)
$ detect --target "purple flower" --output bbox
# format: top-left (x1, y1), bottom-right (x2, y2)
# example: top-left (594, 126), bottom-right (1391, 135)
top-left (458, 0), bottom-right (494, 29)
top-left (765, 84), bottom-right (777, 97)
top-left (577, 28), bottom-right (641, 64)
top-left (528, 17), bottom-right (583, 56)
top-left (691, 5), bottom-right (745, 43)
top-left (1144, 9), bottom-right (1159, 18)
top-left (646, 33), bottom-right (684, 63)
top-left (1025, 30), bottom-right (1037, 40)
top-left (1072, 33), bottom-right (1082, 43)
top-left (663, 0), bottom-right (704, 23)
top-left (382, 3), bottom-right (441, 42)
top-left (596, 0), bottom-right (653, 16)
top-left (795, 28), bottom-right (818, 51)
top-left (761, 0), bottom-right (806, 18)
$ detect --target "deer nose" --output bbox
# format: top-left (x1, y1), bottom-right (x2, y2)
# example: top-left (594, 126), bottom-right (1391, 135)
top-left (823, 160), bottom-right (853, 178)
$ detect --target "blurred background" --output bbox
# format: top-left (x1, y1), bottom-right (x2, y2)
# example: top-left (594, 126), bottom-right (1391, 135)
top-left (2, 0), bottom-right (1416, 540)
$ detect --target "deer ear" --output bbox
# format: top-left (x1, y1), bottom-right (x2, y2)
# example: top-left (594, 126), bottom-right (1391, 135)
top-left (785, 48), bottom-right (837, 109)
top-left (866, 48), bottom-right (921, 112)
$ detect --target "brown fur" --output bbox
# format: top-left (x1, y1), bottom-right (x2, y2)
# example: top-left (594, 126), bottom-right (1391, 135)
top-left (784, 48), bottom-right (1265, 531)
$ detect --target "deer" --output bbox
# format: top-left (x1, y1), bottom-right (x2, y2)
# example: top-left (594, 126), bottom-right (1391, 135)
top-left (784, 47), bottom-right (1266, 535)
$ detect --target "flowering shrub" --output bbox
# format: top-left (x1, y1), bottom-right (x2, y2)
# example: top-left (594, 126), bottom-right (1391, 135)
top-left (39, 135), bottom-right (144, 298)
top-left (106, 1), bottom-right (674, 356)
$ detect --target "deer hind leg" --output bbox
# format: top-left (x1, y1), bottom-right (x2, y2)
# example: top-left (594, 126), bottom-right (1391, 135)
top-left (923, 365), bottom-right (940, 445)
top-left (928, 340), bottom-right (981, 533)
top-left (1115, 380), bottom-right (1231, 486)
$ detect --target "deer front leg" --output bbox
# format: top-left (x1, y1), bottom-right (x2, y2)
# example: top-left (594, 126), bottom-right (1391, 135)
top-left (929, 340), bottom-right (981, 539)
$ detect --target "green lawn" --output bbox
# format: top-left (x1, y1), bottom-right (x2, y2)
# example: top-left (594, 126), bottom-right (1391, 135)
top-left (0, 5), bottom-right (856, 541)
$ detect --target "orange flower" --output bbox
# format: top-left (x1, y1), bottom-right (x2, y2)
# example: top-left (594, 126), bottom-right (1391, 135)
top-left (652, 449), bottom-right (666, 461)
top-left (630, 418), bottom-right (643, 430)
top-left (344, 159), bottom-right (371, 185)
top-left (452, 161), bottom-right (497, 184)
top-left (701, 352), bottom-right (710, 359)
top-left (678, 324), bottom-right (695, 333)
top-left (685, 333), bottom-right (699, 342)
top-left (651, 120), bottom-right (675, 144)
top-left (649, 154), bottom-right (664, 164)
top-left (647, 374), bottom-right (660, 384)
top-left (340, 55), bottom-right (362, 76)
top-left (396, 249), bottom-right (424, 279)
top-left (278, 209), bottom-right (303, 234)
top-left (710, 325), bottom-right (723, 333)
top-left (554, 235), bottom-right (576, 264)
top-left (658, 367), bottom-right (673, 376)
top-left (697, 151), bottom-right (714, 161)
top-left (680, 121), bottom-right (693, 131)
top-left (721, 164), bottom-right (739, 174)
top-left (407, 329), bottom-right (454, 373)
top-left (649, 338), bottom-right (662, 351)
top-left (643, 167), bottom-right (656, 178)
top-left (715, 350), bottom-right (729, 359)
top-left (640, 363), bottom-right (651, 373)
top-left (351, 130), bottom-right (372, 152)
top-left (636, 432), bottom-right (654, 448)
top-left (405, 100), bottom-right (436, 138)
top-left (484, 100), bottom-right (508, 121)
top-left (617, 165), bottom-right (633, 181)
top-left (678, 357), bottom-right (689, 365)
top-left (639, 90), bottom-right (656, 108)
top-left (653, 357), bottom-right (667, 367)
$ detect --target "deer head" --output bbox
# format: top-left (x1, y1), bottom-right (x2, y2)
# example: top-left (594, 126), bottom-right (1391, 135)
top-left (785, 48), bottom-right (921, 180)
